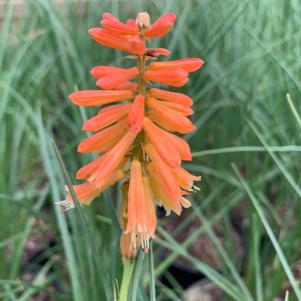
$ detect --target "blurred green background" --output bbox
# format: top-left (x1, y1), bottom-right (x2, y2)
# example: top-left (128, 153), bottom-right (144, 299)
top-left (1, 0), bottom-right (301, 300)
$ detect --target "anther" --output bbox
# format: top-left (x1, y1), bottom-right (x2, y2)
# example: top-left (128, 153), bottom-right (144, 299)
top-left (55, 200), bottom-right (75, 212)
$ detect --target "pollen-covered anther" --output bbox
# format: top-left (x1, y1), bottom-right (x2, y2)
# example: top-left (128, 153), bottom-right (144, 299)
top-left (192, 184), bottom-right (201, 192)
top-left (136, 12), bottom-right (151, 30)
top-left (55, 200), bottom-right (75, 212)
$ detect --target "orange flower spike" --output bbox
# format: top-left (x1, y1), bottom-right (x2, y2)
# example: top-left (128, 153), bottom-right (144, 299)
top-left (148, 58), bottom-right (205, 73)
top-left (65, 11), bottom-right (204, 259)
top-left (144, 69), bottom-right (189, 87)
top-left (96, 67), bottom-right (139, 89)
top-left (144, 12), bottom-right (176, 38)
top-left (143, 117), bottom-right (181, 168)
top-left (89, 28), bottom-right (145, 55)
top-left (149, 88), bottom-right (193, 106)
top-left (100, 13), bottom-right (139, 36)
top-left (128, 94), bottom-right (145, 133)
top-left (89, 131), bottom-right (137, 188)
top-left (78, 120), bottom-right (127, 153)
top-left (69, 90), bottom-right (134, 106)
top-left (82, 104), bottom-right (130, 132)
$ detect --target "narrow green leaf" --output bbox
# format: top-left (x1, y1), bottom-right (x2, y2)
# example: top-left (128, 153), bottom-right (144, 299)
top-left (232, 163), bottom-right (301, 301)
top-left (149, 241), bottom-right (156, 301)
top-left (51, 139), bottom-right (111, 301)
top-left (286, 93), bottom-right (301, 129)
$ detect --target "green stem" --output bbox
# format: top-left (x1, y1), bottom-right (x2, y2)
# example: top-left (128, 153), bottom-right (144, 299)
top-left (137, 55), bottom-right (146, 96)
top-left (119, 258), bottom-right (135, 301)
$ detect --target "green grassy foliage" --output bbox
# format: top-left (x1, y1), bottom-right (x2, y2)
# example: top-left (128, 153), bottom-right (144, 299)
top-left (0, 0), bottom-right (300, 300)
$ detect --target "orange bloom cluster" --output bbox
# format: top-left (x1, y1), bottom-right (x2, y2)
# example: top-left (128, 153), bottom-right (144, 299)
top-left (64, 12), bottom-right (204, 258)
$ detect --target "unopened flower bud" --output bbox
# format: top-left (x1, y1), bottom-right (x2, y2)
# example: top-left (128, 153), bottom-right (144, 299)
top-left (136, 12), bottom-right (151, 29)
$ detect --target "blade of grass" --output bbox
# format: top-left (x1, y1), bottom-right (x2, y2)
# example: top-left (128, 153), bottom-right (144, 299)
top-left (52, 139), bottom-right (111, 301)
top-left (247, 119), bottom-right (301, 197)
top-left (192, 145), bottom-right (301, 157)
top-left (190, 202), bottom-right (254, 301)
top-left (128, 251), bottom-right (146, 301)
top-left (35, 112), bottom-right (84, 301)
top-left (149, 241), bottom-right (156, 301)
top-left (157, 226), bottom-right (249, 301)
top-left (154, 190), bottom-right (243, 278)
top-left (286, 93), bottom-right (301, 129)
top-left (240, 24), bottom-right (301, 96)
top-left (232, 163), bottom-right (301, 301)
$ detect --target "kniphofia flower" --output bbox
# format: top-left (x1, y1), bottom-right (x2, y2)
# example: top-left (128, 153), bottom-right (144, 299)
top-left (62, 11), bottom-right (204, 259)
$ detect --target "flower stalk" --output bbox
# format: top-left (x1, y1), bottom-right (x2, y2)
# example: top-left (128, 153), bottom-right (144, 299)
top-left (119, 258), bottom-right (135, 301)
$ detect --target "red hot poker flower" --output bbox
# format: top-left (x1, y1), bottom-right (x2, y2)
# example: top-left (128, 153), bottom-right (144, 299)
top-left (63, 11), bottom-right (204, 259)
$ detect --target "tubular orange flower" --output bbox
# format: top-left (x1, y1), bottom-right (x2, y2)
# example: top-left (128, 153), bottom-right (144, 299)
top-left (147, 97), bottom-right (193, 116)
top-left (82, 104), bottom-right (130, 132)
top-left (171, 166), bottom-right (201, 192)
top-left (114, 82), bottom-right (138, 91)
top-left (144, 143), bottom-right (182, 201)
top-left (144, 69), bottom-right (189, 87)
top-left (88, 131), bottom-right (137, 187)
top-left (76, 156), bottom-right (106, 180)
top-left (145, 48), bottom-right (171, 58)
top-left (65, 170), bottom-right (125, 206)
top-left (65, 11), bottom-right (204, 259)
top-left (144, 12), bottom-right (176, 38)
top-left (128, 94), bottom-right (145, 133)
top-left (143, 176), bottom-right (157, 238)
top-left (100, 13), bottom-right (139, 36)
top-left (161, 130), bottom-right (192, 161)
top-left (126, 162), bottom-right (145, 233)
top-left (143, 117), bottom-right (181, 168)
top-left (148, 58), bottom-right (204, 72)
top-left (146, 161), bottom-right (182, 215)
top-left (69, 90), bottom-right (133, 106)
top-left (89, 28), bottom-right (145, 55)
top-left (96, 67), bottom-right (139, 89)
top-left (148, 88), bottom-right (193, 106)
top-left (78, 120), bottom-right (127, 153)
top-left (147, 98), bottom-right (196, 133)
top-left (90, 66), bottom-right (124, 78)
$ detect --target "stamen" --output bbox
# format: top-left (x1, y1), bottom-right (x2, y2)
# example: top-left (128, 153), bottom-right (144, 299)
top-left (55, 200), bottom-right (75, 212)
top-left (143, 232), bottom-right (149, 253)
top-left (192, 184), bottom-right (200, 192)
top-left (130, 231), bottom-right (137, 251)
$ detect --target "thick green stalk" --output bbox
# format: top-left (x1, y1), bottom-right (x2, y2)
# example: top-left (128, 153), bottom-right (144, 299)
top-left (119, 258), bottom-right (135, 301)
